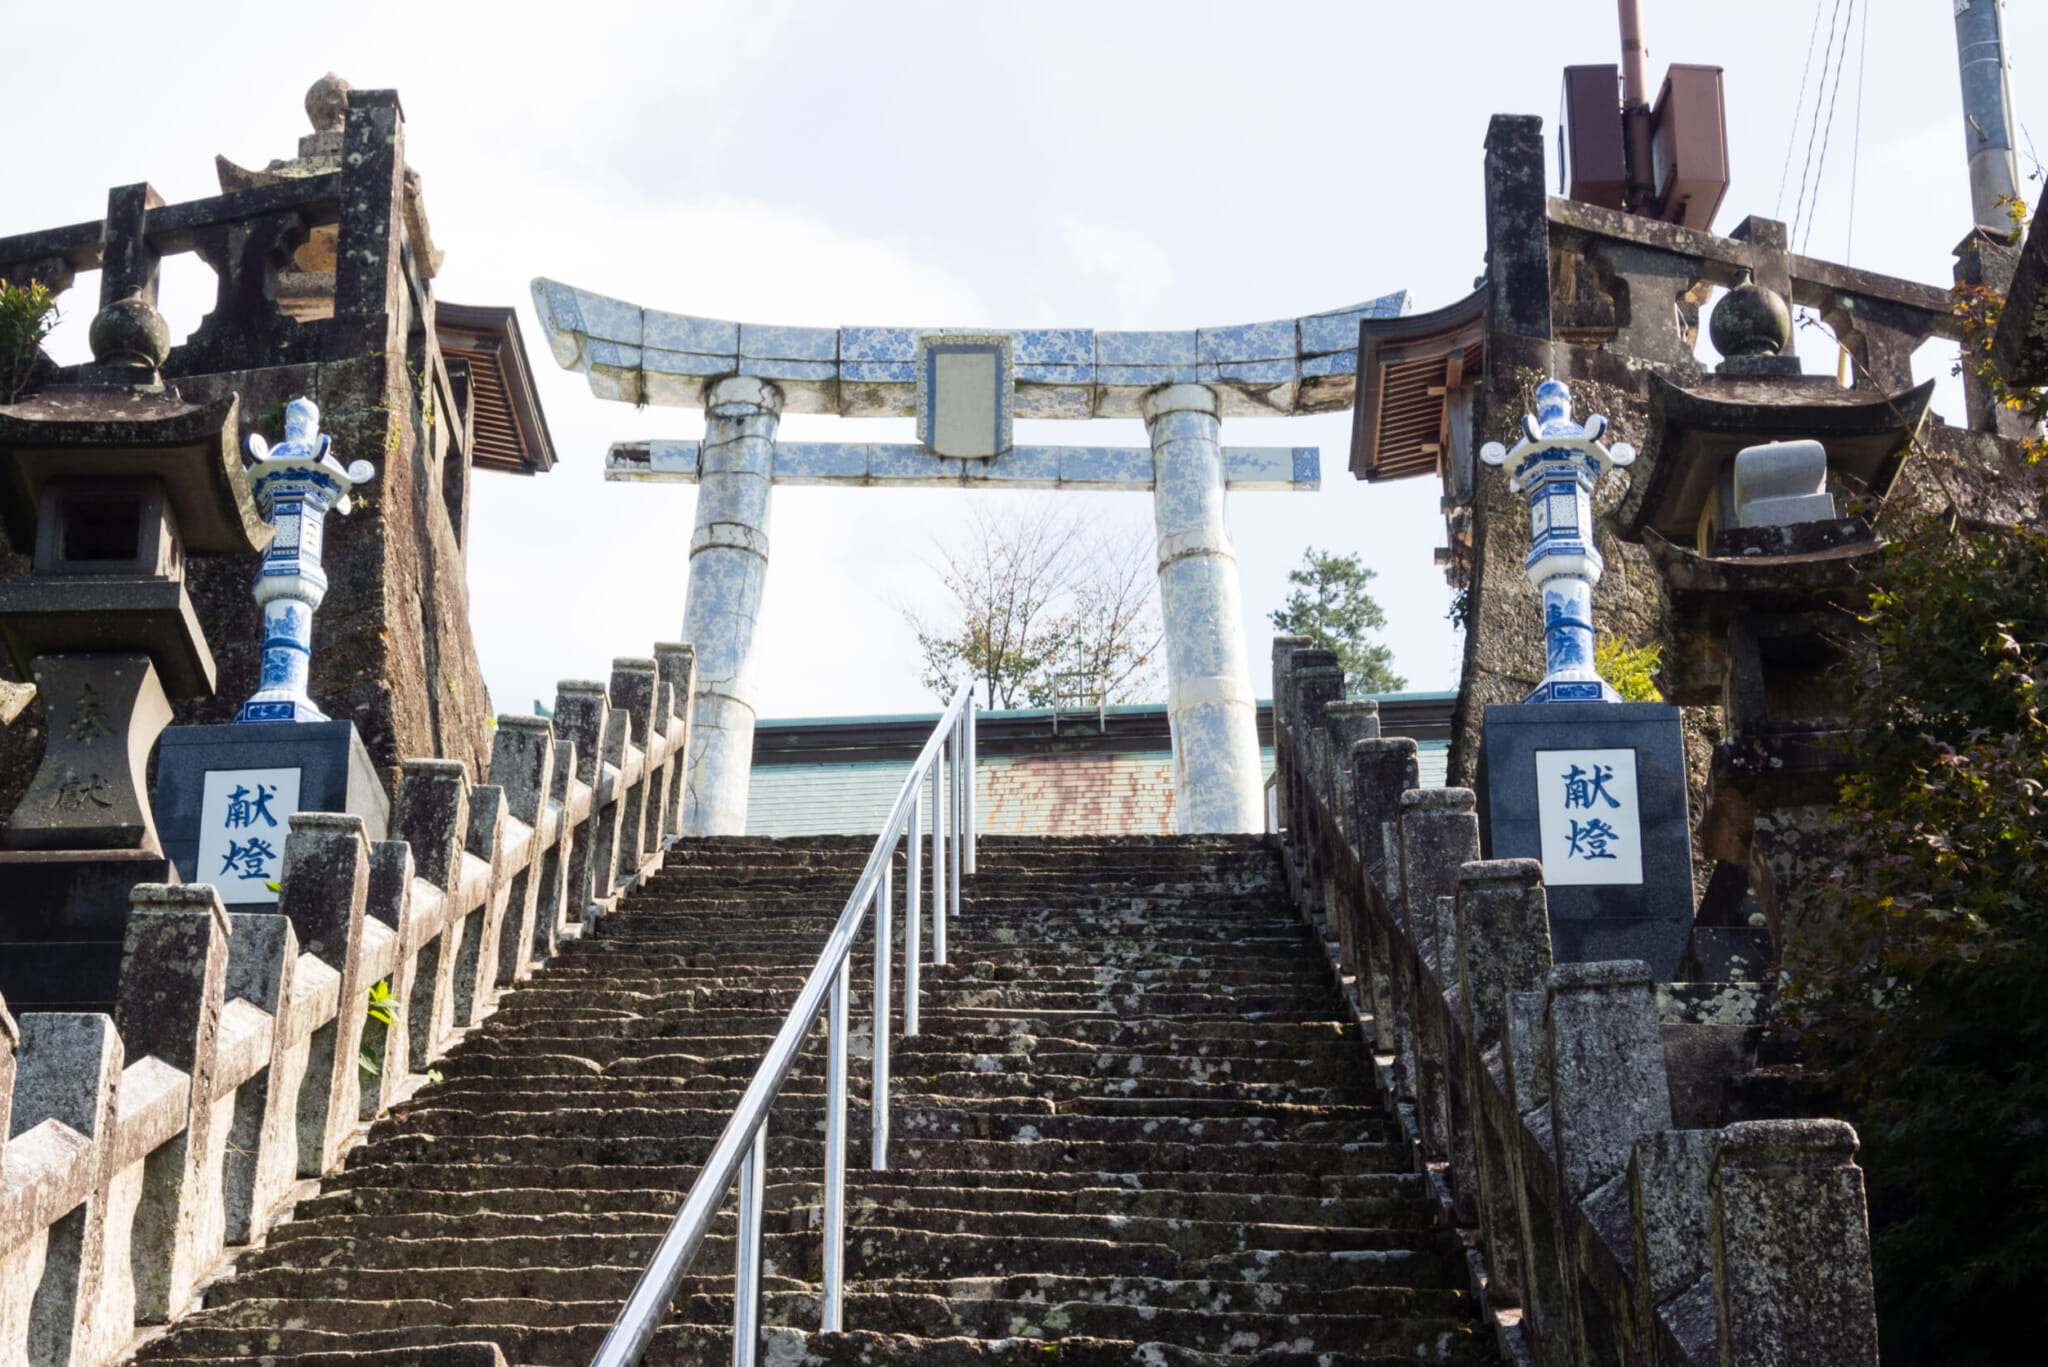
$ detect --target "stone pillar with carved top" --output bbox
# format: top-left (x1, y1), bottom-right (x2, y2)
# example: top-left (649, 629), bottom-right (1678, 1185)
top-left (680, 375), bottom-right (782, 835)
top-left (1144, 383), bottom-right (1262, 833)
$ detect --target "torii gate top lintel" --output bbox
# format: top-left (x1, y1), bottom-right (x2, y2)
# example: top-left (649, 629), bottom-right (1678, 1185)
top-left (531, 277), bottom-right (1410, 420)
top-left (530, 276), bottom-right (1411, 839)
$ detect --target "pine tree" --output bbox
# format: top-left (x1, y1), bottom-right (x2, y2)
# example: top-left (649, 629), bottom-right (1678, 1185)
top-left (1268, 548), bottom-right (1405, 695)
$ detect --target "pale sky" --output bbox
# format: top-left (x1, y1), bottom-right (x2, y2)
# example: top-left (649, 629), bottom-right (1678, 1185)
top-left (5, 1), bottom-right (2037, 720)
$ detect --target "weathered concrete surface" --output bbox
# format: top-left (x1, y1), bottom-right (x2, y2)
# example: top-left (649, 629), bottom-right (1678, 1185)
top-left (1144, 385), bottom-right (1264, 833)
top-left (681, 377), bottom-right (782, 836)
top-left (127, 834), bottom-right (1489, 1365)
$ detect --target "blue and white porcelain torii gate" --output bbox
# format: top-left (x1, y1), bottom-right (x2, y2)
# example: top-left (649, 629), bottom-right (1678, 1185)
top-left (532, 280), bottom-right (1407, 835)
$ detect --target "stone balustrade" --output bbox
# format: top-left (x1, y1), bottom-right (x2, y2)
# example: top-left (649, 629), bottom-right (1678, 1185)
top-left (1270, 636), bottom-right (1881, 1367)
top-left (0, 645), bottom-right (695, 1367)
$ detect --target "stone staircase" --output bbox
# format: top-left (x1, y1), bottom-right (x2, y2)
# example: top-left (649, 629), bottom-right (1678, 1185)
top-left (136, 834), bottom-right (1485, 1367)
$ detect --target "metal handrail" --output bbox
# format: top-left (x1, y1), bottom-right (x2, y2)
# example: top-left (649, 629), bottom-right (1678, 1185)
top-left (589, 681), bottom-right (979, 1367)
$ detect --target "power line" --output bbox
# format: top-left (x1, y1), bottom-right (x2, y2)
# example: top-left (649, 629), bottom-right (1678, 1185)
top-left (1844, 0), bottom-right (1871, 263)
top-left (1777, 0), bottom-right (1830, 218)
top-left (1800, 0), bottom-right (1859, 255)
top-left (1789, 0), bottom-right (1850, 251)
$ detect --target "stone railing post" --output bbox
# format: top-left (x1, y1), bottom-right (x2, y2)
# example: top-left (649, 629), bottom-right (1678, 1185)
top-left (394, 761), bottom-right (470, 1068)
top-left (113, 884), bottom-right (231, 1324)
top-left (1350, 737), bottom-right (1417, 1046)
top-left (9, 1012), bottom-right (124, 1367)
top-left (489, 715), bottom-right (556, 986)
top-left (0, 997), bottom-right (12, 1151)
top-left (609, 657), bottom-right (660, 880)
top-left (554, 680), bottom-right (614, 918)
top-left (1546, 960), bottom-right (1674, 1365)
top-left (274, 813), bottom-right (371, 1175)
top-left (533, 738), bottom-right (579, 959)
top-left (654, 641), bottom-right (697, 839)
top-left (359, 840), bottom-right (417, 1115)
top-left (1398, 788), bottom-right (1481, 1159)
top-left (1711, 1120), bottom-right (1879, 1367)
top-left (459, 784), bottom-right (509, 1023)
top-left (1319, 699), bottom-right (1380, 975)
top-left (1269, 635), bottom-right (1312, 835)
top-left (219, 911), bottom-right (300, 1244)
top-left (1631, 1129), bottom-right (1720, 1366)
top-left (1454, 858), bottom-right (1552, 1305)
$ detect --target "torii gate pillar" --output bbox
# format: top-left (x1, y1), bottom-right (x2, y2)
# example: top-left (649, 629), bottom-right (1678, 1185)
top-left (1144, 384), bottom-right (1264, 833)
top-left (681, 375), bottom-right (782, 835)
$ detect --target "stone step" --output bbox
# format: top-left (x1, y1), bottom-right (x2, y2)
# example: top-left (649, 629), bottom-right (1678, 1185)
top-left (144, 1323), bottom-right (1480, 1367)
top-left (296, 1175), bottom-right (1431, 1229)
top-left (319, 1163), bottom-right (1423, 1203)
top-left (384, 1096), bottom-right (1388, 1141)
top-left (421, 1072), bottom-right (1374, 1108)
top-left (145, 1300), bottom-right (1480, 1364)
top-left (140, 833), bottom-right (1478, 1366)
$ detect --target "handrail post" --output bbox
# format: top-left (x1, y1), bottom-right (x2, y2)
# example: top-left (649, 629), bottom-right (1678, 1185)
top-left (905, 790), bottom-right (922, 1037)
top-left (931, 754), bottom-right (947, 970)
top-left (940, 720), bottom-right (957, 967)
top-left (872, 862), bottom-right (892, 1170)
top-left (963, 694), bottom-right (977, 875)
top-left (821, 954), bottom-right (849, 1332)
top-left (733, 1121), bottom-right (766, 1367)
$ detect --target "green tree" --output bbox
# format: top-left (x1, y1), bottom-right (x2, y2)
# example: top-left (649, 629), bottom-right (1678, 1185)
top-left (0, 278), bottom-right (59, 403)
top-left (1268, 547), bottom-right (1404, 694)
top-left (1789, 491), bottom-right (2048, 1365)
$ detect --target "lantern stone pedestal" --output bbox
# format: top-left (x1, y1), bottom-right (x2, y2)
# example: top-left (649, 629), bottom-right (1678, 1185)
top-left (152, 720), bottom-right (387, 910)
top-left (1476, 701), bottom-right (1695, 978)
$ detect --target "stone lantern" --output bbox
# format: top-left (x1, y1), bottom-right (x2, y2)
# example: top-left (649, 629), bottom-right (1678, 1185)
top-left (1474, 379), bottom-right (1695, 980)
top-left (0, 295), bottom-right (271, 852)
top-left (1479, 378), bottom-right (1637, 703)
top-left (0, 294), bottom-right (271, 1009)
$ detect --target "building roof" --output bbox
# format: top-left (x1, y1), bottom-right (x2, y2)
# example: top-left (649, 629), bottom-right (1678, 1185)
top-left (1349, 288), bottom-right (1485, 482)
top-left (745, 694), bottom-right (1455, 837)
top-left (436, 302), bottom-right (557, 475)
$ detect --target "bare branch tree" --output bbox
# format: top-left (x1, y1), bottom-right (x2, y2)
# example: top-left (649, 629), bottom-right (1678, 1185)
top-left (903, 502), bottom-right (1084, 708)
top-left (1038, 526), bottom-right (1163, 706)
top-left (904, 504), bottom-right (1163, 710)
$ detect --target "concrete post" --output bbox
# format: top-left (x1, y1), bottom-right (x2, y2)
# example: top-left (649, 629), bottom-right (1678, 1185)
top-left (1143, 383), bottom-right (1263, 833)
top-left (393, 763), bottom-right (469, 1071)
top-left (608, 656), bottom-right (660, 878)
top-left (10, 1012), bottom-right (125, 1367)
top-left (1711, 1120), bottom-right (1880, 1367)
top-left (219, 911), bottom-right (301, 1245)
top-left (114, 884), bottom-right (230, 1323)
top-left (682, 375), bottom-right (783, 835)
top-left (274, 813), bottom-right (371, 1174)
top-left (489, 715), bottom-right (555, 988)
top-left (553, 682), bottom-right (613, 918)
top-left (653, 642), bottom-right (698, 839)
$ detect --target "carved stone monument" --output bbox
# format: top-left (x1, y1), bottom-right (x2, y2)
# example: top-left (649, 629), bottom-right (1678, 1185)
top-left (1473, 380), bottom-right (1694, 977)
top-left (152, 398), bottom-right (389, 907)
top-left (0, 294), bottom-right (271, 1008)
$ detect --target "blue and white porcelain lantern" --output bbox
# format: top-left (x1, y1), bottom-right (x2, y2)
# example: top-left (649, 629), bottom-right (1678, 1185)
top-left (233, 398), bottom-right (375, 724)
top-left (1479, 379), bottom-right (1636, 704)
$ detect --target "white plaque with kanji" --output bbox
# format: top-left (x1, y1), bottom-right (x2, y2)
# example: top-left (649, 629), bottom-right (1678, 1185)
top-left (195, 767), bottom-right (302, 902)
top-left (1533, 748), bottom-right (1642, 886)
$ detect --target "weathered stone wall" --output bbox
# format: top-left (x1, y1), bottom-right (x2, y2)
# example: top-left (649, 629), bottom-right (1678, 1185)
top-left (0, 352), bottom-right (493, 808)
top-left (0, 89), bottom-right (496, 807)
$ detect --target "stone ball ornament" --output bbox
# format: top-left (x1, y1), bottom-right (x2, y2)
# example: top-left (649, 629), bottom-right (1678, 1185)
top-left (1708, 280), bottom-right (1794, 360)
top-left (1480, 379), bottom-right (1634, 705)
top-left (234, 397), bottom-right (376, 724)
top-left (88, 291), bottom-right (173, 372)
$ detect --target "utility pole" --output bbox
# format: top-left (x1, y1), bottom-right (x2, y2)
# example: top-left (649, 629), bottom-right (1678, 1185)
top-left (1954, 0), bottom-right (2021, 232)
top-left (1618, 0), bottom-right (1656, 213)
